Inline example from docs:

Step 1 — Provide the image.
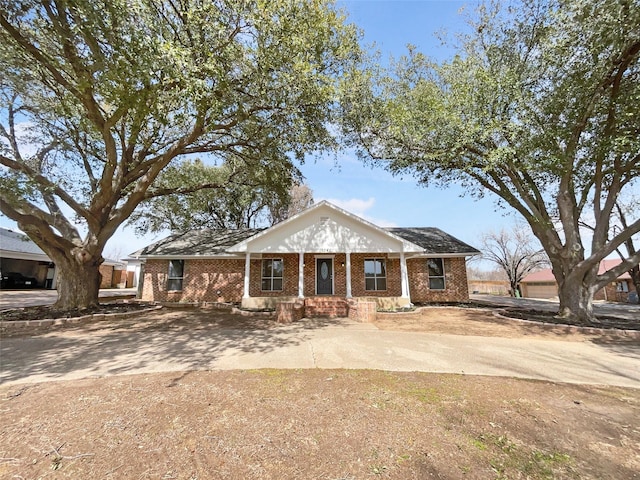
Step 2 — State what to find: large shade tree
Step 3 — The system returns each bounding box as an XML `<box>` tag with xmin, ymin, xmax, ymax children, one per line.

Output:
<box><xmin>128</xmin><ymin>159</ymin><xmax>312</xmax><ymax>232</ymax></box>
<box><xmin>0</xmin><ymin>0</ymin><xmax>359</xmax><ymax>309</ymax></box>
<box><xmin>342</xmin><ymin>0</ymin><xmax>640</xmax><ymax>323</ymax></box>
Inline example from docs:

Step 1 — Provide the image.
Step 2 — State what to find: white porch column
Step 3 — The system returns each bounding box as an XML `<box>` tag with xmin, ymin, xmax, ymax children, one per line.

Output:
<box><xmin>298</xmin><ymin>252</ymin><xmax>305</xmax><ymax>298</ymax></box>
<box><xmin>243</xmin><ymin>252</ymin><xmax>251</xmax><ymax>298</ymax></box>
<box><xmin>400</xmin><ymin>252</ymin><xmax>410</xmax><ymax>299</ymax></box>
<box><xmin>345</xmin><ymin>251</ymin><xmax>352</xmax><ymax>298</ymax></box>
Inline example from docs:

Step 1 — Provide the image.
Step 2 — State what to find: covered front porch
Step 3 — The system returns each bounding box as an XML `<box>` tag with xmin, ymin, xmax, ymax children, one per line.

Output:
<box><xmin>238</xmin><ymin>251</ymin><xmax>412</xmax><ymax>310</ymax></box>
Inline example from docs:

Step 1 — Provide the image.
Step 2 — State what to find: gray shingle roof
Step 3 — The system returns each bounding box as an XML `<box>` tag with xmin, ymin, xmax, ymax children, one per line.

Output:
<box><xmin>0</xmin><ymin>227</ymin><xmax>46</xmax><ymax>255</ymax></box>
<box><xmin>132</xmin><ymin>226</ymin><xmax>479</xmax><ymax>257</ymax></box>
<box><xmin>131</xmin><ymin>229</ymin><xmax>264</xmax><ymax>257</ymax></box>
<box><xmin>385</xmin><ymin>228</ymin><xmax>480</xmax><ymax>255</ymax></box>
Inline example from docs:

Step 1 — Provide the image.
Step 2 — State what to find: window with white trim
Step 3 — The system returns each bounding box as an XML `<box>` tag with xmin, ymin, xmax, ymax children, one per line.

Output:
<box><xmin>262</xmin><ymin>258</ymin><xmax>283</xmax><ymax>291</ymax></box>
<box><xmin>364</xmin><ymin>258</ymin><xmax>387</xmax><ymax>291</ymax></box>
<box><xmin>167</xmin><ymin>260</ymin><xmax>184</xmax><ymax>291</ymax></box>
<box><xmin>616</xmin><ymin>281</ymin><xmax>629</xmax><ymax>292</ymax></box>
<box><xmin>427</xmin><ymin>258</ymin><xmax>445</xmax><ymax>290</ymax></box>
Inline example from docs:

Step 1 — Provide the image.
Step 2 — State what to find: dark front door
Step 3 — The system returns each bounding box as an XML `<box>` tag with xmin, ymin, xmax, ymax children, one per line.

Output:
<box><xmin>316</xmin><ymin>258</ymin><xmax>333</xmax><ymax>295</ymax></box>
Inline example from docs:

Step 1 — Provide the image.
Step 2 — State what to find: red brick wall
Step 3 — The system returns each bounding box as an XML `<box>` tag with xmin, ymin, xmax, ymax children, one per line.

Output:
<box><xmin>249</xmin><ymin>254</ymin><xmax>299</xmax><ymax>297</ymax></box>
<box><xmin>302</xmin><ymin>253</ymin><xmax>347</xmax><ymax>296</ymax></box>
<box><xmin>595</xmin><ymin>282</ymin><xmax>631</xmax><ymax>303</ymax></box>
<box><xmin>141</xmin><ymin>255</ymin><xmax>471</xmax><ymax>304</ymax></box>
<box><xmin>99</xmin><ymin>264</ymin><xmax>113</xmax><ymax>289</ymax></box>
<box><xmin>350</xmin><ymin>253</ymin><xmax>402</xmax><ymax>298</ymax></box>
<box><xmin>407</xmin><ymin>257</ymin><xmax>469</xmax><ymax>303</ymax></box>
<box><xmin>141</xmin><ymin>259</ymin><xmax>244</xmax><ymax>303</ymax></box>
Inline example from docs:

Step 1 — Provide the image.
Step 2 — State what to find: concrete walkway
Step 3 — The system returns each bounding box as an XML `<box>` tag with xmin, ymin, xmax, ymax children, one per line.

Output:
<box><xmin>1</xmin><ymin>318</ymin><xmax>638</xmax><ymax>388</ymax></box>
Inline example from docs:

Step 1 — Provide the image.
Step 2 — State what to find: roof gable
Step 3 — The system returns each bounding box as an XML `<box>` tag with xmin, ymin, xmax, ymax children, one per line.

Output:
<box><xmin>228</xmin><ymin>201</ymin><xmax>422</xmax><ymax>254</ymax></box>
<box><xmin>131</xmin><ymin>201</ymin><xmax>480</xmax><ymax>258</ymax></box>
<box><xmin>522</xmin><ymin>258</ymin><xmax>634</xmax><ymax>283</ymax></box>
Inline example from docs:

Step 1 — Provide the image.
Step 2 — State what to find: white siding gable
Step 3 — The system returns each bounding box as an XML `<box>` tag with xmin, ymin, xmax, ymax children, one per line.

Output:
<box><xmin>229</xmin><ymin>202</ymin><xmax>422</xmax><ymax>254</ymax></box>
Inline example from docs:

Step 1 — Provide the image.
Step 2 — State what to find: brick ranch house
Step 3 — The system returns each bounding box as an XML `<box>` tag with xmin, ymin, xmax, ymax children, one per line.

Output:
<box><xmin>520</xmin><ymin>258</ymin><xmax>637</xmax><ymax>303</ymax></box>
<box><xmin>131</xmin><ymin>201</ymin><xmax>480</xmax><ymax>317</ymax></box>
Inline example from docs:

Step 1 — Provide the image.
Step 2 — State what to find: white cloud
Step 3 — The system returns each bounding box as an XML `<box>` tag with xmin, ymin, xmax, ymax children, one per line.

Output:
<box><xmin>323</xmin><ymin>196</ymin><xmax>397</xmax><ymax>227</ymax></box>
<box><xmin>326</xmin><ymin>196</ymin><xmax>375</xmax><ymax>215</ymax></box>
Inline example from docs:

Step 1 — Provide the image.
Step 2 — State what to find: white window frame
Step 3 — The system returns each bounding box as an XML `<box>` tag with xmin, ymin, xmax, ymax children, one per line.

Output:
<box><xmin>261</xmin><ymin>258</ymin><xmax>284</xmax><ymax>292</ymax></box>
<box><xmin>616</xmin><ymin>281</ymin><xmax>629</xmax><ymax>293</ymax></box>
<box><xmin>427</xmin><ymin>258</ymin><xmax>446</xmax><ymax>290</ymax></box>
<box><xmin>167</xmin><ymin>259</ymin><xmax>184</xmax><ymax>291</ymax></box>
<box><xmin>364</xmin><ymin>258</ymin><xmax>387</xmax><ymax>291</ymax></box>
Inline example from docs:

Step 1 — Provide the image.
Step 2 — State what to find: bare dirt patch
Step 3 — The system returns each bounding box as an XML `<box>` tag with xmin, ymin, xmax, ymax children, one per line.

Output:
<box><xmin>1</xmin><ymin>370</ymin><xmax>638</xmax><ymax>479</ymax></box>
<box><xmin>375</xmin><ymin>307</ymin><xmax>638</xmax><ymax>343</ymax></box>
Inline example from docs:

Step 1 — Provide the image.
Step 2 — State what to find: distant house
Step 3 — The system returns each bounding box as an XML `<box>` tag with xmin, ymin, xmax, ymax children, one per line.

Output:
<box><xmin>131</xmin><ymin>201</ymin><xmax>480</xmax><ymax>315</ymax></box>
<box><xmin>520</xmin><ymin>259</ymin><xmax>636</xmax><ymax>303</ymax></box>
<box><xmin>0</xmin><ymin>227</ymin><xmax>125</xmax><ymax>289</ymax></box>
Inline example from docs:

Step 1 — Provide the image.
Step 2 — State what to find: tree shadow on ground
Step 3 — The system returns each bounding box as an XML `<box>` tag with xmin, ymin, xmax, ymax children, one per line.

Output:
<box><xmin>0</xmin><ymin>309</ymin><xmax>338</xmax><ymax>385</ymax></box>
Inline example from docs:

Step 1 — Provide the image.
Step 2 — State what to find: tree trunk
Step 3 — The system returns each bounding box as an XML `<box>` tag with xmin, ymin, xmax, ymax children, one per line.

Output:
<box><xmin>630</xmin><ymin>265</ymin><xmax>640</xmax><ymax>300</ymax></box>
<box><xmin>556</xmin><ymin>279</ymin><xmax>597</xmax><ymax>325</ymax></box>
<box><xmin>51</xmin><ymin>254</ymin><xmax>103</xmax><ymax>310</ymax></box>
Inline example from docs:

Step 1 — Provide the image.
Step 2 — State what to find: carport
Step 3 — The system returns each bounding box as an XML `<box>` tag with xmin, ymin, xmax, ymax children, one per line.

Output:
<box><xmin>1</xmin><ymin>227</ymin><xmax>55</xmax><ymax>289</ymax></box>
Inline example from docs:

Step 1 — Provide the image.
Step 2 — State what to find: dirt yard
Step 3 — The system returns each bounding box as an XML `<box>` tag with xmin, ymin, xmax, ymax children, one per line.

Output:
<box><xmin>1</xmin><ymin>370</ymin><xmax>638</xmax><ymax>479</ymax></box>
<box><xmin>1</xmin><ymin>306</ymin><xmax>639</xmax><ymax>479</ymax></box>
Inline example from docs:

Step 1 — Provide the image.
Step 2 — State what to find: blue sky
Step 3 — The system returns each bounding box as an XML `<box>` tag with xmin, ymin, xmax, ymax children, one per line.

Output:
<box><xmin>293</xmin><ymin>0</ymin><xmax>514</xmax><ymax>251</ymax></box>
<box><xmin>2</xmin><ymin>0</ymin><xmax>518</xmax><ymax>260</ymax></box>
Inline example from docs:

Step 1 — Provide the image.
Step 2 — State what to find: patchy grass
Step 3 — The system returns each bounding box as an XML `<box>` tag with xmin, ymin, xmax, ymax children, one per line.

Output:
<box><xmin>1</xmin><ymin>370</ymin><xmax>638</xmax><ymax>479</ymax></box>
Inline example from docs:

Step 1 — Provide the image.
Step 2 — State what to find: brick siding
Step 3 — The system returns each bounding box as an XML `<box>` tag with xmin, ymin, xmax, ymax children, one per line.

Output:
<box><xmin>98</xmin><ymin>264</ymin><xmax>113</xmax><ymax>289</ymax></box>
<box><xmin>249</xmin><ymin>254</ymin><xmax>299</xmax><ymax>297</ymax></box>
<box><xmin>141</xmin><ymin>259</ymin><xmax>244</xmax><ymax>303</ymax></box>
<box><xmin>595</xmin><ymin>282</ymin><xmax>632</xmax><ymax>303</ymax></box>
<box><xmin>407</xmin><ymin>257</ymin><xmax>470</xmax><ymax>303</ymax></box>
<box><xmin>349</xmin><ymin>253</ymin><xmax>402</xmax><ymax>298</ymax></box>
<box><xmin>303</xmin><ymin>253</ymin><xmax>347</xmax><ymax>297</ymax></box>
<box><xmin>141</xmin><ymin>255</ymin><xmax>471</xmax><ymax>304</ymax></box>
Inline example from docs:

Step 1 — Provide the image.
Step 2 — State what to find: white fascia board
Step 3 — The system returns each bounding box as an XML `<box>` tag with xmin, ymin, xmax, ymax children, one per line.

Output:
<box><xmin>228</xmin><ymin>200</ymin><xmax>423</xmax><ymax>253</ymax></box>
<box><xmin>0</xmin><ymin>250</ymin><xmax>51</xmax><ymax>262</ymax></box>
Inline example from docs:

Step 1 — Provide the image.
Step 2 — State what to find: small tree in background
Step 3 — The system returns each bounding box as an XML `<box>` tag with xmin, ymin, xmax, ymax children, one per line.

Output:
<box><xmin>479</xmin><ymin>226</ymin><xmax>549</xmax><ymax>297</ymax></box>
<box><xmin>268</xmin><ymin>183</ymin><xmax>314</xmax><ymax>225</ymax></box>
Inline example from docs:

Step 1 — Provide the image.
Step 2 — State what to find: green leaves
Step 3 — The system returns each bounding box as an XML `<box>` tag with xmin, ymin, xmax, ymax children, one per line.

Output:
<box><xmin>341</xmin><ymin>0</ymin><xmax>640</xmax><ymax>321</ymax></box>
<box><xmin>0</xmin><ymin>0</ymin><xmax>359</xmax><ymax>307</ymax></box>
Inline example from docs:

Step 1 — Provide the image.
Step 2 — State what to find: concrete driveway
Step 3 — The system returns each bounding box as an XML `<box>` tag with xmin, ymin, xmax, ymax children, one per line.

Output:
<box><xmin>471</xmin><ymin>294</ymin><xmax>640</xmax><ymax>321</ymax></box>
<box><xmin>1</xmin><ymin>318</ymin><xmax>638</xmax><ymax>388</ymax></box>
<box><xmin>0</xmin><ymin>288</ymin><xmax>137</xmax><ymax>310</ymax></box>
